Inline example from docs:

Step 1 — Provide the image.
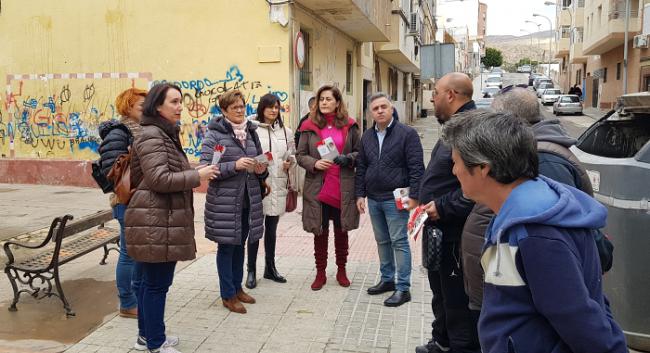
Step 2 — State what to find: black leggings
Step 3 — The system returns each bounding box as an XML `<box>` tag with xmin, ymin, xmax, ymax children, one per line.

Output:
<box><xmin>247</xmin><ymin>215</ymin><xmax>280</xmax><ymax>268</ymax></box>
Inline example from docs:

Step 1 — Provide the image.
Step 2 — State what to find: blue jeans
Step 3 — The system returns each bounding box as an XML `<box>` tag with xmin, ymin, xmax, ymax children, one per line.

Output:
<box><xmin>112</xmin><ymin>204</ymin><xmax>142</xmax><ymax>310</ymax></box>
<box><xmin>367</xmin><ymin>198</ymin><xmax>412</xmax><ymax>291</ymax></box>
<box><xmin>217</xmin><ymin>208</ymin><xmax>249</xmax><ymax>299</ymax></box>
<box><xmin>137</xmin><ymin>261</ymin><xmax>176</xmax><ymax>350</ymax></box>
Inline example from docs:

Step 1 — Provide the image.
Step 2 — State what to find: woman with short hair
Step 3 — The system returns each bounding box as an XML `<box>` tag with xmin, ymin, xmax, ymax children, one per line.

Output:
<box><xmin>200</xmin><ymin>89</ymin><xmax>267</xmax><ymax>314</ymax></box>
<box><xmin>98</xmin><ymin>87</ymin><xmax>147</xmax><ymax>319</ymax></box>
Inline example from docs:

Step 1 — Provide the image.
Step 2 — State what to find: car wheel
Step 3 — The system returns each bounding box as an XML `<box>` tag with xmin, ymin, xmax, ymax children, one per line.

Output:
<box><xmin>553</xmin><ymin>110</ymin><xmax>557</xmax><ymax>115</ymax></box>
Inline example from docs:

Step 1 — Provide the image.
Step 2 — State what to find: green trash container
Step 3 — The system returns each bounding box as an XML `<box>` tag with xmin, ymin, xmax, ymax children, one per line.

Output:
<box><xmin>572</xmin><ymin>92</ymin><xmax>650</xmax><ymax>352</ymax></box>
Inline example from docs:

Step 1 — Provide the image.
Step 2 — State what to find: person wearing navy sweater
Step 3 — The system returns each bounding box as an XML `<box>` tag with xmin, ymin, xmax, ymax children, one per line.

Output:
<box><xmin>355</xmin><ymin>92</ymin><xmax>424</xmax><ymax>307</ymax></box>
<box><xmin>441</xmin><ymin>109</ymin><xmax>627</xmax><ymax>353</ymax></box>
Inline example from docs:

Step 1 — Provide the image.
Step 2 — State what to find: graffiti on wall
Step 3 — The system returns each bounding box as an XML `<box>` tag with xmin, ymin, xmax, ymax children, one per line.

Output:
<box><xmin>0</xmin><ymin>66</ymin><xmax>289</xmax><ymax>161</ymax></box>
<box><xmin>1</xmin><ymin>72</ymin><xmax>152</xmax><ymax>159</ymax></box>
<box><xmin>152</xmin><ymin>65</ymin><xmax>290</xmax><ymax>159</ymax></box>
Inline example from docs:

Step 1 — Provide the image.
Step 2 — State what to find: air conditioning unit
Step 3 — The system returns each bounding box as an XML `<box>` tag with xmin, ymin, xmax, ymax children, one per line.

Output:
<box><xmin>634</xmin><ymin>34</ymin><xmax>649</xmax><ymax>48</ymax></box>
<box><xmin>408</xmin><ymin>12</ymin><xmax>420</xmax><ymax>35</ymax></box>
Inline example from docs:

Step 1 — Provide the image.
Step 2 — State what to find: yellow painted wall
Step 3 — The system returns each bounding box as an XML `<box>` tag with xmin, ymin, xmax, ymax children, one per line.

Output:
<box><xmin>0</xmin><ymin>0</ymin><xmax>290</xmax><ymax>161</ymax></box>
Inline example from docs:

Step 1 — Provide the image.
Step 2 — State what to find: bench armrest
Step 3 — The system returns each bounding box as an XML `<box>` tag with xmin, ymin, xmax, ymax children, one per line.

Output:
<box><xmin>3</xmin><ymin>215</ymin><xmax>73</xmax><ymax>266</ymax></box>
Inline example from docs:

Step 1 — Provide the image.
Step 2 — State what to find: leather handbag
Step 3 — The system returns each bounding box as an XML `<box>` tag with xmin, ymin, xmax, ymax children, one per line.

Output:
<box><xmin>107</xmin><ymin>152</ymin><xmax>133</xmax><ymax>205</ymax></box>
<box><xmin>285</xmin><ymin>177</ymin><xmax>298</xmax><ymax>213</ymax></box>
<box><xmin>422</xmin><ymin>224</ymin><xmax>443</xmax><ymax>271</ymax></box>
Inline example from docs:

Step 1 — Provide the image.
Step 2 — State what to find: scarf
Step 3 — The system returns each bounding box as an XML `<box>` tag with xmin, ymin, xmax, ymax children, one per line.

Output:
<box><xmin>226</xmin><ymin>118</ymin><xmax>248</xmax><ymax>146</ymax></box>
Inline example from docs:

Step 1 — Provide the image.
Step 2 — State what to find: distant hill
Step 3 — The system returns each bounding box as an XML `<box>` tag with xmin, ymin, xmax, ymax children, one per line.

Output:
<box><xmin>484</xmin><ymin>31</ymin><xmax>556</xmax><ymax>65</ymax></box>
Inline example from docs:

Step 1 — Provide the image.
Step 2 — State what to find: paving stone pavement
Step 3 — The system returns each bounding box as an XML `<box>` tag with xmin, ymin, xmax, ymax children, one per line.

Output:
<box><xmin>65</xmin><ymin>253</ymin><xmax>433</xmax><ymax>353</ymax></box>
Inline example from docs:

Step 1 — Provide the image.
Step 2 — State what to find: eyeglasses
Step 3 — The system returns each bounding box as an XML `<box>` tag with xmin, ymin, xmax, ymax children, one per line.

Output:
<box><xmin>229</xmin><ymin>105</ymin><xmax>246</xmax><ymax>112</ymax></box>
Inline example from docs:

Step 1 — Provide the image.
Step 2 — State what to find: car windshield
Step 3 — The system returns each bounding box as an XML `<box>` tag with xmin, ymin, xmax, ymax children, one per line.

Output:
<box><xmin>487</xmin><ymin>77</ymin><xmax>500</xmax><ymax>82</ymax></box>
<box><xmin>545</xmin><ymin>90</ymin><xmax>561</xmax><ymax>95</ymax></box>
<box><xmin>562</xmin><ymin>96</ymin><xmax>580</xmax><ymax>102</ymax></box>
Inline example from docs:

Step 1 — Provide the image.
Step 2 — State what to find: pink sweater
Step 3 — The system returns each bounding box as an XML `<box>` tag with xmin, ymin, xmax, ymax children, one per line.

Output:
<box><xmin>317</xmin><ymin>114</ymin><xmax>345</xmax><ymax>209</ymax></box>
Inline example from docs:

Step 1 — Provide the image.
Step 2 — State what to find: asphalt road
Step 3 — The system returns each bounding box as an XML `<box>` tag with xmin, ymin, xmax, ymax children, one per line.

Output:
<box><xmin>474</xmin><ymin>72</ymin><xmax>597</xmax><ymax>139</ymax></box>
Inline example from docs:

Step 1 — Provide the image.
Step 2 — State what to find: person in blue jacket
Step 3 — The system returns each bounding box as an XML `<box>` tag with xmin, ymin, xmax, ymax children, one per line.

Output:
<box><xmin>442</xmin><ymin>109</ymin><xmax>627</xmax><ymax>353</ymax></box>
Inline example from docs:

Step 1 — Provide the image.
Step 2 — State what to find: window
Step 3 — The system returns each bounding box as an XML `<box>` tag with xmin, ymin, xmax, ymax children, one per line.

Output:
<box><xmin>299</xmin><ymin>30</ymin><xmax>312</xmax><ymax>90</ymax></box>
<box><xmin>345</xmin><ymin>51</ymin><xmax>353</xmax><ymax>95</ymax></box>
<box><xmin>388</xmin><ymin>68</ymin><xmax>398</xmax><ymax>101</ymax></box>
<box><xmin>616</xmin><ymin>62</ymin><xmax>621</xmax><ymax>80</ymax></box>
<box><xmin>603</xmin><ymin>67</ymin><xmax>608</xmax><ymax>83</ymax></box>
<box><xmin>403</xmin><ymin>74</ymin><xmax>408</xmax><ymax>101</ymax></box>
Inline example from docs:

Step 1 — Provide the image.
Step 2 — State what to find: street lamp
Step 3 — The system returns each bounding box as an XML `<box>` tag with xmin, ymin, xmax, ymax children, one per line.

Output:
<box><xmin>525</xmin><ymin>20</ymin><xmax>544</xmax><ymax>68</ymax></box>
<box><xmin>533</xmin><ymin>13</ymin><xmax>553</xmax><ymax>76</ymax></box>
<box><xmin>520</xmin><ymin>29</ymin><xmax>535</xmax><ymax>65</ymax></box>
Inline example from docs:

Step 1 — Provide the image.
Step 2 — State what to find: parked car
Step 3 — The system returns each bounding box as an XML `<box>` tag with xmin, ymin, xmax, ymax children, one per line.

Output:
<box><xmin>553</xmin><ymin>95</ymin><xmax>583</xmax><ymax>115</ymax></box>
<box><xmin>529</xmin><ymin>73</ymin><xmax>544</xmax><ymax>86</ymax></box>
<box><xmin>518</xmin><ymin>65</ymin><xmax>532</xmax><ymax>73</ymax></box>
<box><xmin>475</xmin><ymin>98</ymin><xmax>494</xmax><ymax>109</ymax></box>
<box><xmin>534</xmin><ymin>78</ymin><xmax>554</xmax><ymax>91</ymax></box>
<box><xmin>481</xmin><ymin>87</ymin><xmax>500</xmax><ymax>98</ymax></box>
<box><xmin>485</xmin><ymin>76</ymin><xmax>503</xmax><ymax>89</ymax></box>
<box><xmin>540</xmin><ymin>89</ymin><xmax>562</xmax><ymax>105</ymax></box>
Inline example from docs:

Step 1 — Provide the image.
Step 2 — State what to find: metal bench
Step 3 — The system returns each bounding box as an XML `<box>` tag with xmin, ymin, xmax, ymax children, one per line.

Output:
<box><xmin>3</xmin><ymin>210</ymin><xmax>119</xmax><ymax>316</ymax></box>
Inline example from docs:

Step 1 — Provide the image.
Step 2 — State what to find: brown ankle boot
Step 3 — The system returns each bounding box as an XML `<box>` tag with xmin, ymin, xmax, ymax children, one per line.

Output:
<box><xmin>222</xmin><ymin>297</ymin><xmax>246</xmax><ymax>314</ymax></box>
<box><xmin>236</xmin><ymin>289</ymin><xmax>256</xmax><ymax>304</ymax></box>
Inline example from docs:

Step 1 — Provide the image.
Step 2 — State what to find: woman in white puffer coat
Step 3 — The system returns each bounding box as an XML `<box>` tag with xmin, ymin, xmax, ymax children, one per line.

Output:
<box><xmin>245</xmin><ymin>93</ymin><xmax>296</xmax><ymax>289</ymax></box>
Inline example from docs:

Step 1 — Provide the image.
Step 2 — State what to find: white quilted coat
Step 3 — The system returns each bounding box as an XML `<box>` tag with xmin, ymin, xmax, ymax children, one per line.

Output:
<box><xmin>257</xmin><ymin>121</ymin><xmax>295</xmax><ymax>216</ymax></box>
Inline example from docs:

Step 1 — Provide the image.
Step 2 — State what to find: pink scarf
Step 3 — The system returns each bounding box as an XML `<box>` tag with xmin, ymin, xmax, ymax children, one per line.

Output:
<box><xmin>226</xmin><ymin>118</ymin><xmax>248</xmax><ymax>146</ymax></box>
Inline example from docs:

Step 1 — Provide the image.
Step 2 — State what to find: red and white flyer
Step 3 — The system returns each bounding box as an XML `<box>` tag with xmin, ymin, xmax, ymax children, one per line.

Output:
<box><xmin>393</xmin><ymin>187</ymin><xmax>410</xmax><ymax>210</ymax></box>
<box><xmin>407</xmin><ymin>205</ymin><xmax>429</xmax><ymax>241</ymax></box>
<box><xmin>255</xmin><ymin>151</ymin><xmax>274</xmax><ymax>166</ymax></box>
<box><xmin>316</xmin><ymin>137</ymin><xmax>339</xmax><ymax>161</ymax></box>
<box><xmin>211</xmin><ymin>145</ymin><xmax>226</xmax><ymax>165</ymax></box>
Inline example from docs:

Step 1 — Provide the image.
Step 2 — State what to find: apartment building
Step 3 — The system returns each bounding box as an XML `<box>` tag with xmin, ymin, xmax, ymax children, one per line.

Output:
<box><xmin>0</xmin><ymin>0</ymin><xmax>436</xmax><ymax>186</ymax></box>
<box><xmin>559</xmin><ymin>0</ymin><xmax>650</xmax><ymax>109</ymax></box>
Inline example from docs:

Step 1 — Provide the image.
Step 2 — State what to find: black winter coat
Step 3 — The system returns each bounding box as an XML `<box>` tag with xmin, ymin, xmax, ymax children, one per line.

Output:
<box><xmin>199</xmin><ymin>116</ymin><xmax>266</xmax><ymax>245</ymax></box>
<box><xmin>355</xmin><ymin>120</ymin><xmax>424</xmax><ymax>201</ymax></box>
<box><xmin>98</xmin><ymin>120</ymin><xmax>131</xmax><ymax>176</ymax></box>
<box><xmin>418</xmin><ymin>100</ymin><xmax>476</xmax><ymax>243</ymax></box>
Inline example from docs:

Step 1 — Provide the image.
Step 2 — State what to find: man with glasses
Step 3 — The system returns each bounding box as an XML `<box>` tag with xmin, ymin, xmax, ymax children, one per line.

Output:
<box><xmin>416</xmin><ymin>73</ymin><xmax>480</xmax><ymax>353</ymax></box>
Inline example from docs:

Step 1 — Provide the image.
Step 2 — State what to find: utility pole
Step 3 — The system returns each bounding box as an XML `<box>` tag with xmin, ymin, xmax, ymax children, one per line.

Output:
<box><xmin>623</xmin><ymin>0</ymin><xmax>630</xmax><ymax>94</ymax></box>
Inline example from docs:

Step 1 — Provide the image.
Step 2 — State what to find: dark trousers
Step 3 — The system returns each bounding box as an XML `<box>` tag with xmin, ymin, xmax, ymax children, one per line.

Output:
<box><xmin>217</xmin><ymin>208</ymin><xmax>249</xmax><ymax>299</ymax></box>
<box><xmin>247</xmin><ymin>215</ymin><xmax>280</xmax><ymax>269</ymax></box>
<box><xmin>428</xmin><ymin>241</ymin><xmax>480</xmax><ymax>353</ymax></box>
<box><xmin>137</xmin><ymin>261</ymin><xmax>176</xmax><ymax>350</ymax></box>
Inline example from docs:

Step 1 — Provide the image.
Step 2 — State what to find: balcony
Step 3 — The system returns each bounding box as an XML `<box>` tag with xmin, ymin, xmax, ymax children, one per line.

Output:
<box><xmin>570</xmin><ymin>40</ymin><xmax>588</xmax><ymax>63</ymax></box>
<box><xmin>558</xmin><ymin>10</ymin><xmax>572</xmax><ymax>26</ymax></box>
<box><xmin>583</xmin><ymin>0</ymin><xmax>640</xmax><ymax>55</ymax></box>
<box><xmin>573</xmin><ymin>7</ymin><xmax>584</xmax><ymax>27</ymax></box>
<box><xmin>295</xmin><ymin>0</ymin><xmax>391</xmax><ymax>42</ymax></box>
<box><xmin>555</xmin><ymin>37</ymin><xmax>570</xmax><ymax>58</ymax></box>
<box><xmin>374</xmin><ymin>7</ymin><xmax>420</xmax><ymax>72</ymax></box>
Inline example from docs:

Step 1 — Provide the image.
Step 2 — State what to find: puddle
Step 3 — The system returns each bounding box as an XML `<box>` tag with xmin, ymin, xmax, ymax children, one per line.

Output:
<box><xmin>0</xmin><ymin>278</ymin><xmax>118</xmax><ymax>345</ymax></box>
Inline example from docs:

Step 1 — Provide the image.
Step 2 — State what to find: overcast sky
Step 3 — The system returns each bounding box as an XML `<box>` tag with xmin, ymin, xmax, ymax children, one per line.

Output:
<box><xmin>438</xmin><ymin>0</ymin><xmax>557</xmax><ymax>36</ymax></box>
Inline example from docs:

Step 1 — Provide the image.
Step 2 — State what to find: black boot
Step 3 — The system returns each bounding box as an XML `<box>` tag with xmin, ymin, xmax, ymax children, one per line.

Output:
<box><xmin>263</xmin><ymin>259</ymin><xmax>287</xmax><ymax>283</ymax></box>
<box><xmin>245</xmin><ymin>269</ymin><xmax>257</xmax><ymax>289</ymax></box>
<box><xmin>246</xmin><ymin>240</ymin><xmax>259</xmax><ymax>289</ymax></box>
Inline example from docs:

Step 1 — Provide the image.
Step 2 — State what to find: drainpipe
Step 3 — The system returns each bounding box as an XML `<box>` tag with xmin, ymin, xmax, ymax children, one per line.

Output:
<box><xmin>623</xmin><ymin>0</ymin><xmax>630</xmax><ymax>94</ymax></box>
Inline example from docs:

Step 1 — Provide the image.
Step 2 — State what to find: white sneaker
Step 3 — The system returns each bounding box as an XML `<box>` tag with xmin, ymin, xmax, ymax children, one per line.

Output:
<box><xmin>133</xmin><ymin>335</ymin><xmax>180</xmax><ymax>351</ymax></box>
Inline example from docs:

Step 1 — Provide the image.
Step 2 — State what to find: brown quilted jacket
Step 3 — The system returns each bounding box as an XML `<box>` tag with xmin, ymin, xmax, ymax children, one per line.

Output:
<box><xmin>124</xmin><ymin>115</ymin><xmax>201</xmax><ymax>263</ymax></box>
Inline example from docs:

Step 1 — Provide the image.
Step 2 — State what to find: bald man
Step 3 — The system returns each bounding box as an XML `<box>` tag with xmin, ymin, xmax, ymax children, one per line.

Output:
<box><xmin>416</xmin><ymin>73</ymin><xmax>480</xmax><ymax>353</ymax></box>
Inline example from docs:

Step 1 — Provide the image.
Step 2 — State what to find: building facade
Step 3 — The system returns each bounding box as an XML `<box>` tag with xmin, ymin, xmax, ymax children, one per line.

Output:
<box><xmin>558</xmin><ymin>0</ymin><xmax>650</xmax><ymax>109</ymax></box>
<box><xmin>0</xmin><ymin>0</ymin><xmax>435</xmax><ymax>186</ymax></box>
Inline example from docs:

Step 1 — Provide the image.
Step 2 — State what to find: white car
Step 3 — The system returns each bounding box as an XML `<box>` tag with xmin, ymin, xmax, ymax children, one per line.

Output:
<box><xmin>540</xmin><ymin>89</ymin><xmax>562</xmax><ymax>105</ymax></box>
<box><xmin>553</xmin><ymin>95</ymin><xmax>583</xmax><ymax>115</ymax></box>
<box><xmin>485</xmin><ymin>76</ymin><xmax>503</xmax><ymax>89</ymax></box>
